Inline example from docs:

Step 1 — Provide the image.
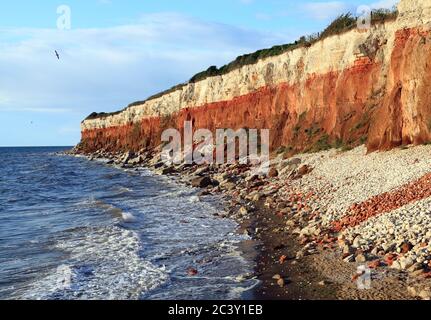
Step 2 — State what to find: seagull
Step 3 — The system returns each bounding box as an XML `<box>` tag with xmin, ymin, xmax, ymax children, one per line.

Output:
<box><xmin>55</xmin><ymin>50</ymin><xmax>60</xmax><ymax>60</ymax></box>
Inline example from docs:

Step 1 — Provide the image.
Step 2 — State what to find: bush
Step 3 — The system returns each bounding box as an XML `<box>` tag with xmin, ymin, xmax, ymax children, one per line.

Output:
<box><xmin>319</xmin><ymin>13</ymin><xmax>357</xmax><ymax>39</ymax></box>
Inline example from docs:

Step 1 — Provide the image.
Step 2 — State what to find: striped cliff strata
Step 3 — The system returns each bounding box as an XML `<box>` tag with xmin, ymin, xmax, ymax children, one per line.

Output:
<box><xmin>79</xmin><ymin>0</ymin><xmax>431</xmax><ymax>155</ymax></box>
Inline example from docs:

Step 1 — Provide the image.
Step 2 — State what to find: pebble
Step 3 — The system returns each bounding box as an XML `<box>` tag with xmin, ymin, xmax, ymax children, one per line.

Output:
<box><xmin>277</xmin><ymin>278</ymin><xmax>285</xmax><ymax>287</ymax></box>
<box><xmin>419</xmin><ymin>289</ymin><xmax>431</xmax><ymax>300</ymax></box>
<box><xmin>343</xmin><ymin>254</ymin><xmax>355</xmax><ymax>263</ymax></box>
<box><xmin>272</xmin><ymin>274</ymin><xmax>281</xmax><ymax>280</ymax></box>
<box><xmin>355</xmin><ymin>253</ymin><xmax>367</xmax><ymax>263</ymax></box>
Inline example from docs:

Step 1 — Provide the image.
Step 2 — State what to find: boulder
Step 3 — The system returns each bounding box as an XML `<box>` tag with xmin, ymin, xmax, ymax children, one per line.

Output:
<box><xmin>298</xmin><ymin>165</ymin><xmax>312</xmax><ymax>176</ymax></box>
<box><xmin>121</xmin><ymin>151</ymin><xmax>135</xmax><ymax>164</ymax></box>
<box><xmin>191</xmin><ymin>176</ymin><xmax>215</xmax><ymax>188</ymax></box>
<box><xmin>419</xmin><ymin>289</ymin><xmax>431</xmax><ymax>300</ymax></box>
<box><xmin>268</xmin><ymin>168</ymin><xmax>279</xmax><ymax>178</ymax></box>
<box><xmin>154</xmin><ymin>162</ymin><xmax>165</xmax><ymax>169</ymax></box>
<box><xmin>162</xmin><ymin>167</ymin><xmax>176</xmax><ymax>175</ymax></box>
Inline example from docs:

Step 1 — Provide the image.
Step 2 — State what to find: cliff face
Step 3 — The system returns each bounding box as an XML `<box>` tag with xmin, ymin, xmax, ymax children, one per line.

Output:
<box><xmin>79</xmin><ymin>0</ymin><xmax>431</xmax><ymax>154</ymax></box>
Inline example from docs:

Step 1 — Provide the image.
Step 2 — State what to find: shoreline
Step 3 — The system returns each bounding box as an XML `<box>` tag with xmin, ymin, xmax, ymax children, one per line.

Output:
<box><xmin>65</xmin><ymin>145</ymin><xmax>431</xmax><ymax>300</ymax></box>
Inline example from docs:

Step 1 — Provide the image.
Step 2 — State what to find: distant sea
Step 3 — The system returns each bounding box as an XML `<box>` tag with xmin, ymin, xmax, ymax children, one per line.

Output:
<box><xmin>0</xmin><ymin>147</ymin><xmax>256</xmax><ymax>300</ymax></box>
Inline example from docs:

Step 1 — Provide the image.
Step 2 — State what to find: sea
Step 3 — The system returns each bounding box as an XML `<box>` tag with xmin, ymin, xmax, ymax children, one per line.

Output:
<box><xmin>0</xmin><ymin>147</ymin><xmax>257</xmax><ymax>300</ymax></box>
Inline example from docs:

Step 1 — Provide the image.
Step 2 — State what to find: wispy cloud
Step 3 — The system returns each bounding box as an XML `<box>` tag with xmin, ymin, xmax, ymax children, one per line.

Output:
<box><xmin>0</xmin><ymin>13</ymin><xmax>293</xmax><ymax>117</ymax></box>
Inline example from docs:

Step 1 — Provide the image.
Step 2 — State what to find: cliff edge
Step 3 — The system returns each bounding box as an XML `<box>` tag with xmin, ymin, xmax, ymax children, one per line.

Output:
<box><xmin>79</xmin><ymin>0</ymin><xmax>431</xmax><ymax>155</ymax></box>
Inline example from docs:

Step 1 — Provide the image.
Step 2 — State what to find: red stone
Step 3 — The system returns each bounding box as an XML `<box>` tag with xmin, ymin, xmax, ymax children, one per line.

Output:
<box><xmin>187</xmin><ymin>267</ymin><xmax>198</xmax><ymax>276</ymax></box>
<box><xmin>279</xmin><ymin>255</ymin><xmax>287</xmax><ymax>264</ymax></box>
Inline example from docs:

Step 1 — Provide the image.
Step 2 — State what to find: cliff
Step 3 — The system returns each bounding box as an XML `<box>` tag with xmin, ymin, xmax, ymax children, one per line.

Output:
<box><xmin>79</xmin><ymin>0</ymin><xmax>431</xmax><ymax>155</ymax></box>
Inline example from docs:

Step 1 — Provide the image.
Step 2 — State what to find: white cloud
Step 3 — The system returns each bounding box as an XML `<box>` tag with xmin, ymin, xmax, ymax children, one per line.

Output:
<box><xmin>301</xmin><ymin>1</ymin><xmax>348</xmax><ymax>20</ymax></box>
<box><xmin>0</xmin><ymin>13</ymin><xmax>293</xmax><ymax>117</ymax></box>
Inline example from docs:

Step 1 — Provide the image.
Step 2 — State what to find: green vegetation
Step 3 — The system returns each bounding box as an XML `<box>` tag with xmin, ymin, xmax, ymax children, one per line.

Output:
<box><xmin>276</xmin><ymin>145</ymin><xmax>293</xmax><ymax>154</ymax></box>
<box><xmin>85</xmin><ymin>8</ymin><xmax>398</xmax><ymax>121</ymax></box>
<box><xmin>186</xmin><ymin>8</ymin><xmax>397</xmax><ymax>84</ymax></box>
<box><xmin>306</xmin><ymin>134</ymin><xmax>332</xmax><ymax>153</ymax></box>
<box><xmin>305</xmin><ymin>123</ymin><xmax>322</xmax><ymax>138</ymax></box>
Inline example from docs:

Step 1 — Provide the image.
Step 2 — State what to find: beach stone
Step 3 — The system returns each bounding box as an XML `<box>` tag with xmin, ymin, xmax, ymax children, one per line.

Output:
<box><xmin>407</xmin><ymin>286</ymin><xmax>417</xmax><ymax>297</ymax></box>
<box><xmin>252</xmin><ymin>193</ymin><xmax>262</xmax><ymax>202</ymax></box>
<box><xmin>162</xmin><ymin>167</ymin><xmax>176</xmax><ymax>175</ymax></box>
<box><xmin>352</xmin><ymin>236</ymin><xmax>362</xmax><ymax>248</ymax></box>
<box><xmin>268</xmin><ymin>168</ymin><xmax>279</xmax><ymax>178</ymax></box>
<box><xmin>342</xmin><ymin>244</ymin><xmax>355</xmax><ymax>255</ymax></box>
<box><xmin>288</xmin><ymin>158</ymin><xmax>302</xmax><ymax>166</ymax></box>
<box><xmin>294</xmin><ymin>165</ymin><xmax>313</xmax><ymax>179</ymax></box>
<box><xmin>238</xmin><ymin>207</ymin><xmax>248</xmax><ymax>216</ymax></box>
<box><xmin>195</xmin><ymin>167</ymin><xmax>209</xmax><ymax>176</ymax></box>
<box><xmin>121</xmin><ymin>151</ymin><xmax>135</xmax><ymax>164</ymax></box>
<box><xmin>407</xmin><ymin>262</ymin><xmax>423</xmax><ymax>273</ymax></box>
<box><xmin>154</xmin><ymin>161</ymin><xmax>165</xmax><ymax>169</ymax></box>
<box><xmin>187</xmin><ymin>267</ymin><xmax>198</xmax><ymax>276</ymax></box>
<box><xmin>401</xmin><ymin>242</ymin><xmax>413</xmax><ymax>254</ymax></box>
<box><xmin>399</xmin><ymin>257</ymin><xmax>414</xmax><ymax>270</ymax></box>
<box><xmin>390</xmin><ymin>261</ymin><xmax>402</xmax><ymax>270</ymax></box>
<box><xmin>318</xmin><ymin>280</ymin><xmax>330</xmax><ymax>286</ymax></box>
<box><xmin>191</xmin><ymin>176</ymin><xmax>214</xmax><ymax>188</ymax></box>
<box><xmin>419</xmin><ymin>289</ymin><xmax>431</xmax><ymax>300</ymax></box>
<box><xmin>355</xmin><ymin>253</ymin><xmax>367</xmax><ymax>263</ymax></box>
<box><xmin>343</xmin><ymin>254</ymin><xmax>355</xmax><ymax>263</ymax></box>
<box><xmin>277</xmin><ymin>278</ymin><xmax>285</xmax><ymax>288</ymax></box>
<box><xmin>295</xmin><ymin>250</ymin><xmax>305</xmax><ymax>260</ymax></box>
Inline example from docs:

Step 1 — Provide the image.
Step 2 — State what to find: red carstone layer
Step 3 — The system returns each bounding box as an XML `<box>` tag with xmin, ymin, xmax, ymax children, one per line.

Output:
<box><xmin>332</xmin><ymin>173</ymin><xmax>431</xmax><ymax>232</ymax></box>
<box><xmin>81</xmin><ymin>60</ymin><xmax>380</xmax><ymax>153</ymax></box>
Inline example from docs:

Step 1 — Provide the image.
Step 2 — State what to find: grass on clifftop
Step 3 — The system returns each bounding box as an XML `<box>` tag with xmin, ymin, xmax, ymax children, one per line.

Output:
<box><xmin>188</xmin><ymin>8</ymin><xmax>397</xmax><ymax>84</ymax></box>
<box><xmin>85</xmin><ymin>8</ymin><xmax>398</xmax><ymax>121</ymax></box>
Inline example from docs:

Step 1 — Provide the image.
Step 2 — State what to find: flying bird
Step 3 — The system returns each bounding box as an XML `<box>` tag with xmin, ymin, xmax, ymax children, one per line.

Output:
<box><xmin>55</xmin><ymin>50</ymin><xmax>60</xmax><ymax>60</ymax></box>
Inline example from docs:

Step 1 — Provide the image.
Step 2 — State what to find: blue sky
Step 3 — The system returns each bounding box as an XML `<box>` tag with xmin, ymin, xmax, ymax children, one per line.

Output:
<box><xmin>0</xmin><ymin>0</ymin><xmax>398</xmax><ymax>146</ymax></box>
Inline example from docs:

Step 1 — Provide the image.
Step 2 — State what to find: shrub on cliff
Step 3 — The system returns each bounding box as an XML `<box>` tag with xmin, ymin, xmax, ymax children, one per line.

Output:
<box><xmin>319</xmin><ymin>13</ymin><xmax>357</xmax><ymax>39</ymax></box>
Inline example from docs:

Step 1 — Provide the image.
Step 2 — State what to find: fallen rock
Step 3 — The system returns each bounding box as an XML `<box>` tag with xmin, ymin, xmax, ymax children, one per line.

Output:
<box><xmin>154</xmin><ymin>162</ymin><xmax>165</xmax><ymax>169</ymax></box>
<box><xmin>293</xmin><ymin>165</ymin><xmax>313</xmax><ymax>179</ymax></box>
<box><xmin>238</xmin><ymin>206</ymin><xmax>248</xmax><ymax>216</ymax></box>
<box><xmin>277</xmin><ymin>278</ymin><xmax>285</xmax><ymax>288</ymax></box>
<box><xmin>419</xmin><ymin>289</ymin><xmax>431</xmax><ymax>300</ymax></box>
<box><xmin>162</xmin><ymin>167</ymin><xmax>176</xmax><ymax>175</ymax></box>
<box><xmin>342</xmin><ymin>244</ymin><xmax>355</xmax><ymax>255</ymax></box>
<box><xmin>407</xmin><ymin>286</ymin><xmax>417</xmax><ymax>297</ymax></box>
<box><xmin>191</xmin><ymin>176</ymin><xmax>214</xmax><ymax>188</ymax></box>
<box><xmin>343</xmin><ymin>254</ymin><xmax>355</xmax><ymax>263</ymax></box>
<box><xmin>355</xmin><ymin>253</ymin><xmax>367</xmax><ymax>263</ymax></box>
<box><xmin>187</xmin><ymin>267</ymin><xmax>198</xmax><ymax>276</ymax></box>
<box><xmin>121</xmin><ymin>151</ymin><xmax>135</xmax><ymax>164</ymax></box>
<box><xmin>399</xmin><ymin>257</ymin><xmax>414</xmax><ymax>270</ymax></box>
<box><xmin>400</xmin><ymin>242</ymin><xmax>413</xmax><ymax>254</ymax></box>
<box><xmin>272</xmin><ymin>274</ymin><xmax>281</xmax><ymax>280</ymax></box>
<box><xmin>268</xmin><ymin>168</ymin><xmax>279</xmax><ymax>178</ymax></box>
<box><xmin>318</xmin><ymin>280</ymin><xmax>331</xmax><ymax>286</ymax></box>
